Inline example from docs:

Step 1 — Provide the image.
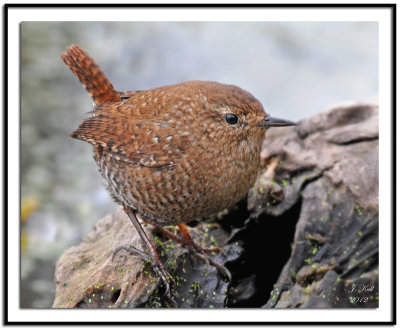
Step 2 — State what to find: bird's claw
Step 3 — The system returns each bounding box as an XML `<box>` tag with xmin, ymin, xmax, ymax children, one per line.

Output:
<box><xmin>112</xmin><ymin>244</ymin><xmax>175</xmax><ymax>297</ymax></box>
<box><xmin>191</xmin><ymin>246</ymin><xmax>231</xmax><ymax>281</ymax></box>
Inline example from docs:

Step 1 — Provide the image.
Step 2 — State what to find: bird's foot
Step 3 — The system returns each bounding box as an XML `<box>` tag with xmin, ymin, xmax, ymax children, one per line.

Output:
<box><xmin>148</xmin><ymin>223</ymin><xmax>232</xmax><ymax>281</ymax></box>
<box><xmin>112</xmin><ymin>244</ymin><xmax>175</xmax><ymax>297</ymax></box>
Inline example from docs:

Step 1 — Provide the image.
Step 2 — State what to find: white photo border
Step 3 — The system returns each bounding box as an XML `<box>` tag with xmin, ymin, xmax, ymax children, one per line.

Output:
<box><xmin>4</xmin><ymin>3</ymin><xmax>395</xmax><ymax>325</ymax></box>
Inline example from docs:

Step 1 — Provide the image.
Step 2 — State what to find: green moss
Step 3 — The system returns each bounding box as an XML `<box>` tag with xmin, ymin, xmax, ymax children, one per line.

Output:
<box><xmin>210</xmin><ymin>235</ymin><xmax>218</xmax><ymax>247</ymax></box>
<box><xmin>281</xmin><ymin>179</ymin><xmax>288</xmax><ymax>187</ymax></box>
<box><xmin>191</xmin><ymin>282</ymin><xmax>200</xmax><ymax>291</ymax></box>
<box><xmin>217</xmin><ymin>208</ymin><xmax>229</xmax><ymax>220</ymax></box>
<box><xmin>155</xmin><ymin>238</ymin><xmax>164</xmax><ymax>248</ymax></box>
<box><xmin>355</xmin><ymin>204</ymin><xmax>363</xmax><ymax>216</ymax></box>
<box><xmin>304</xmin><ymin>258</ymin><xmax>311</xmax><ymax>264</ymax></box>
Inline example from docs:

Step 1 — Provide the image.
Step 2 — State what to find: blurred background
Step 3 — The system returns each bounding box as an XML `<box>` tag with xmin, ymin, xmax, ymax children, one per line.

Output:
<box><xmin>21</xmin><ymin>21</ymin><xmax>378</xmax><ymax>308</ymax></box>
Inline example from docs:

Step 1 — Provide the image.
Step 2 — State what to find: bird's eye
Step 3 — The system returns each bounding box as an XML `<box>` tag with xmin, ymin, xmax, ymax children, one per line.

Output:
<box><xmin>225</xmin><ymin>113</ymin><xmax>239</xmax><ymax>125</ymax></box>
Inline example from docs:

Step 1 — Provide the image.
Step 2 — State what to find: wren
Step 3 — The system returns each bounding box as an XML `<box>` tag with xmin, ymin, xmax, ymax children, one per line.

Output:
<box><xmin>61</xmin><ymin>44</ymin><xmax>295</xmax><ymax>296</ymax></box>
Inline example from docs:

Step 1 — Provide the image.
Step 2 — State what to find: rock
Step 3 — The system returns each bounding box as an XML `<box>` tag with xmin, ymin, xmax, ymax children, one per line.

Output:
<box><xmin>53</xmin><ymin>207</ymin><xmax>241</xmax><ymax>308</ymax></box>
<box><xmin>52</xmin><ymin>208</ymin><xmax>161</xmax><ymax>308</ymax></box>
<box><xmin>252</xmin><ymin>102</ymin><xmax>379</xmax><ymax>308</ymax></box>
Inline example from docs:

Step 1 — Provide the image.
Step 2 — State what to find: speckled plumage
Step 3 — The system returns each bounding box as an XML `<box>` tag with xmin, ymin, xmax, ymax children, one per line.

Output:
<box><xmin>63</xmin><ymin>45</ymin><xmax>269</xmax><ymax>226</ymax></box>
<box><xmin>62</xmin><ymin>45</ymin><xmax>295</xmax><ymax>293</ymax></box>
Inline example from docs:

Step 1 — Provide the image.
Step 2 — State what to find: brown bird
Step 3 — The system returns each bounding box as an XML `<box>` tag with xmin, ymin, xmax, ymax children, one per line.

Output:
<box><xmin>61</xmin><ymin>44</ymin><xmax>295</xmax><ymax>295</ymax></box>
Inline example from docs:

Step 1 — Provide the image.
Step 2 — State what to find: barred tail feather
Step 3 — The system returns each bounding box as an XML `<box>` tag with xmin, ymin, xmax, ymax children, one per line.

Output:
<box><xmin>61</xmin><ymin>44</ymin><xmax>121</xmax><ymax>104</ymax></box>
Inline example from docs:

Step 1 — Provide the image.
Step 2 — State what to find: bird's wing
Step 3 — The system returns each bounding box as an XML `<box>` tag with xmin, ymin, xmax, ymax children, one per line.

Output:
<box><xmin>71</xmin><ymin>105</ymin><xmax>189</xmax><ymax>168</ymax></box>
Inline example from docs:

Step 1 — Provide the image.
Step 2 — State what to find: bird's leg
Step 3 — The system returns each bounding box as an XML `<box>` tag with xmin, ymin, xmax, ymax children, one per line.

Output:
<box><xmin>112</xmin><ymin>208</ymin><xmax>174</xmax><ymax>296</ymax></box>
<box><xmin>148</xmin><ymin>222</ymin><xmax>231</xmax><ymax>281</ymax></box>
<box><xmin>177</xmin><ymin>224</ymin><xmax>231</xmax><ymax>280</ymax></box>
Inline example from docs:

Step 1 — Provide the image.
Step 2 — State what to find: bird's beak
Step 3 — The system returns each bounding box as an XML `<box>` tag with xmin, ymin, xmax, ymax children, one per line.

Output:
<box><xmin>257</xmin><ymin>116</ymin><xmax>296</xmax><ymax>128</ymax></box>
